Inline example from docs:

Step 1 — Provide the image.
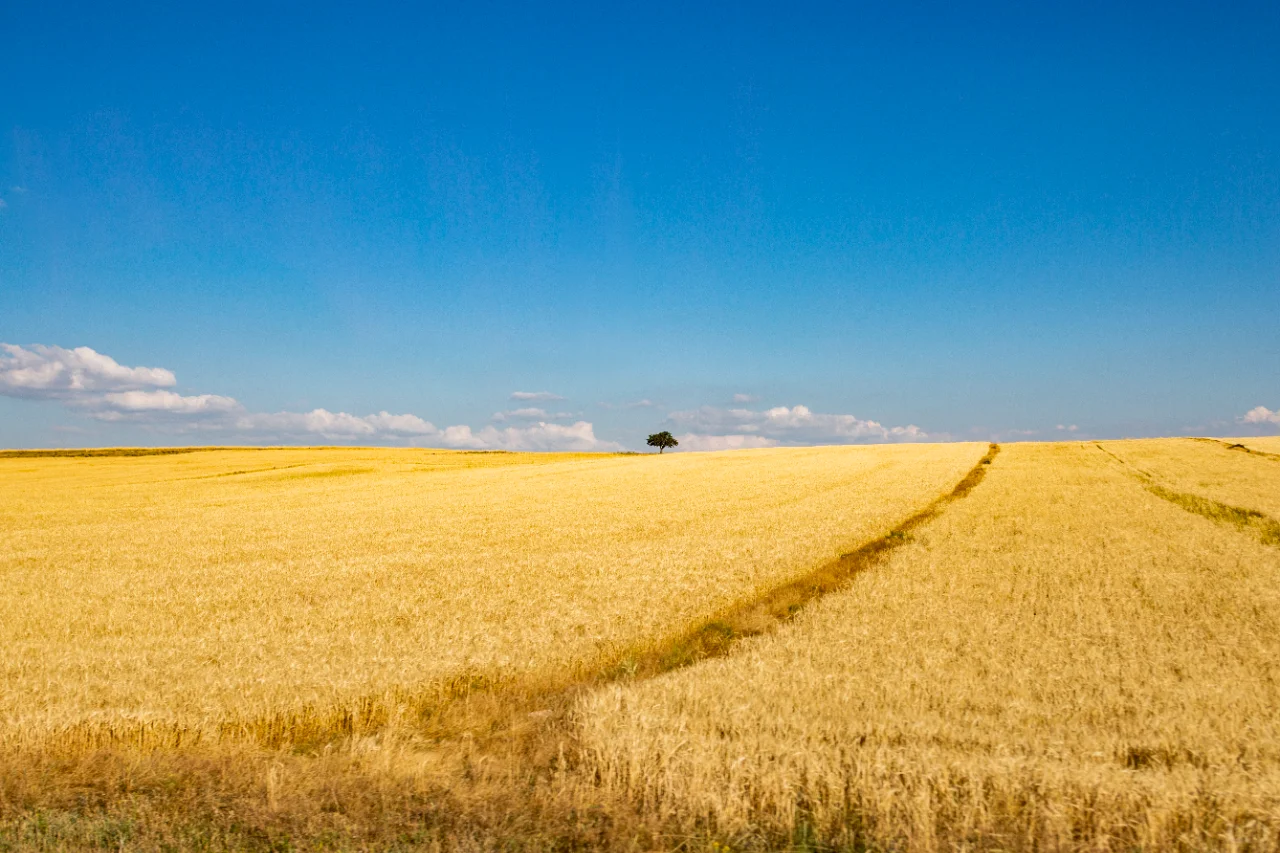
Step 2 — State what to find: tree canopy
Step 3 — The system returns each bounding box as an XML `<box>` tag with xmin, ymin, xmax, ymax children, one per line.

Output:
<box><xmin>647</xmin><ymin>431</ymin><xmax>678</xmax><ymax>453</ymax></box>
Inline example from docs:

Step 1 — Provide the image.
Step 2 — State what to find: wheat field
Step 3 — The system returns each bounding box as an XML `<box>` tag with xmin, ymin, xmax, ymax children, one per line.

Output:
<box><xmin>2</xmin><ymin>438</ymin><xmax>1278</xmax><ymax>851</ymax></box>
<box><xmin>0</xmin><ymin>443</ymin><xmax>981</xmax><ymax>746</ymax></box>
<box><xmin>578</xmin><ymin>441</ymin><xmax>1280</xmax><ymax>850</ymax></box>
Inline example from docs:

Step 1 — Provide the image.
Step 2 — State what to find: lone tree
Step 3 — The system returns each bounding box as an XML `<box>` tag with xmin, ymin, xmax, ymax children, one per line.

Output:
<box><xmin>647</xmin><ymin>431</ymin><xmax>678</xmax><ymax>453</ymax></box>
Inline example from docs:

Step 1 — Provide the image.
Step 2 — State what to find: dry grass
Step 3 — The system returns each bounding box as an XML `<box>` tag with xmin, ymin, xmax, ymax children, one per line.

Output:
<box><xmin>577</xmin><ymin>442</ymin><xmax>1280</xmax><ymax>851</ymax></box>
<box><xmin>0</xmin><ymin>443</ymin><xmax>983</xmax><ymax>750</ymax></box>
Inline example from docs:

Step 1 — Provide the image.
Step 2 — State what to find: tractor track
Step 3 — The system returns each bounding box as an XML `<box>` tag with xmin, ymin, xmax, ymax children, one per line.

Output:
<box><xmin>1095</xmin><ymin>442</ymin><xmax>1280</xmax><ymax>548</ymax></box>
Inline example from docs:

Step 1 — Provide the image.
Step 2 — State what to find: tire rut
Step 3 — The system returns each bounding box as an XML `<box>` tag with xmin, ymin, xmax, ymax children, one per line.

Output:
<box><xmin>1095</xmin><ymin>442</ymin><xmax>1280</xmax><ymax>548</ymax></box>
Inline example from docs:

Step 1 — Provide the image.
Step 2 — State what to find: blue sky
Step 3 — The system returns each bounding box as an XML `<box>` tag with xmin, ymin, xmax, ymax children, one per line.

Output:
<box><xmin>2</xmin><ymin>1</ymin><xmax>1278</xmax><ymax>450</ymax></box>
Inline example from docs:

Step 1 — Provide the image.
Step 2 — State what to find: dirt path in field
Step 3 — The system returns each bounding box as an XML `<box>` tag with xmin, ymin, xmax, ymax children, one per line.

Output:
<box><xmin>595</xmin><ymin>441</ymin><xmax>1001</xmax><ymax>683</ymax></box>
<box><xmin>1095</xmin><ymin>442</ymin><xmax>1280</xmax><ymax>547</ymax></box>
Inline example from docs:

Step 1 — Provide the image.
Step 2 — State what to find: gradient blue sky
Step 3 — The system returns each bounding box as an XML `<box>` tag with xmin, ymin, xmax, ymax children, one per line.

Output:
<box><xmin>2</xmin><ymin>1</ymin><xmax>1278</xmax><ymax>450</ymax></box>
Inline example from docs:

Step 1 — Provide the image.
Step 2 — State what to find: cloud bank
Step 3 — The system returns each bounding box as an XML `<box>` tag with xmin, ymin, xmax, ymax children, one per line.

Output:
<box><xmin>667</xmin><ymin>404</ymin><xmax>927</xmax><ymax>450</ymax></box>
<box><xmin>1</xmin><ymin>344</ymin><xmax>620</xmax><ymax>451</ymax></box>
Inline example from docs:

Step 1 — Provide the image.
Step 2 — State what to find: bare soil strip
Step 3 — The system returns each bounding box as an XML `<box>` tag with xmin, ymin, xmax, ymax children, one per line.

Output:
<box><xmin>1096</xmin><ymin>442</ymin><xmax>1280</xmax><ymax>547</ymax></box>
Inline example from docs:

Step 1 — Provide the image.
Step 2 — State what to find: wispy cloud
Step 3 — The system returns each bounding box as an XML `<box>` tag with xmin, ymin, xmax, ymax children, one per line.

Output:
<box><xmin>1055</xmin><ymin>424</ymin><xmax>1079</xmax><ymax>432</ymax></box>
<box><xmin>491</xmin><ymin>407</ymin><xmax>578</xmax><ymax>422</ymax></box>
<box><xmin>510</xmin><ymin>390</ymin><xmax>565</xmax><ymax>402</ymax></box>
<box><xmin>599</xmin><ymin>398</ymin><xmax>659</xmax><ymax>410</ymax></box>
<box><xmin>676</xmin><ymin>433</ymin><xmax>776</xmax><ymax>452</ymax></box>
<box><xmin>667</xmin><ymin>403</ymin><xmax>927</xmax><ymax>450</ymax></box>
<box><xmin>732</xmin><ymin>393</ymin><xmax>759</xmax><ymax>404</ymax></box>
<box><xmin>2</xmin><ymin>343</ymin><xmax>620</xmax><ymax>451</ymax></box>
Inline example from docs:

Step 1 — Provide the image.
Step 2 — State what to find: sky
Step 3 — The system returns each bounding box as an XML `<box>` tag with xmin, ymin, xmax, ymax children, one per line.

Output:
<box><xmin>2</xmin><ymin>1</ymin><xmax>1278</xmax><ymax>451</ymax></box>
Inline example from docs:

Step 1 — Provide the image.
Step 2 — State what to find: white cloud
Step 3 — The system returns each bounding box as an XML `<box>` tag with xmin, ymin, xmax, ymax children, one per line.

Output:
<box><xmin>364</xmin><ymin>411</ymin><xmax>438</xmax><ymax>434</ymax></box>
<box><xmin>1242</xmin><ymin>406</ymin><xmax>1280</xmax><ymax>426</ymax></box>
<box><xmin>1056</xmin><ymin>424</ymin><xmax>1079</xmax><ymax>432</ymax></box>
<box><xmin>732</xmin><ymin>393</ymin><xmax>760</xmax><ymax>404</ymax></box>
<box><xmin>0</xmin><ymin>344</ymin><xmax>176</xmax><ymax>399</ymax></box>
<box><xmin>224</xmin><ymin>408</ymin><xmax>619</xmax><ymax>450</ymax></box>
<box><xmin>3</xmin><ymin>343</ymin><xmax>623</xmax><ymax>452</ymax></box>
<box><xmin>236</xmin><ymin>409</ymin><xmax>437</xmax><ymax>439</ymax></box>
<box><xmin>676</xmin><ymin>433</ymin><xmax>777</xmax><ymax>452</ymax></box>
<box><xmin>236</xmin><ymin>413</ymin><xmax>619</xmax><ymax>451</ymax></box>
<box><xmin>492</xmin><ymin>408</ymin><xmax>583</xmax><ymax>423</ymax></box>
<box><xmin>666</xmin><ymin>404</ymin><xmax>927</xmax><ymax>447</ymax></box>
<box><xmin>510</xmin><ymin>391</ymin><xmax>565</xmax><ymax>402</ymax></box>
<box><xmin>95</xmin><ymin>390</ymin><xmax>242</xmax><ymax>420</ymax></box>
<box><xmin>433</xmin><ymin>421</ymin><xmax>623</xmax><ymax>452</ymax></box>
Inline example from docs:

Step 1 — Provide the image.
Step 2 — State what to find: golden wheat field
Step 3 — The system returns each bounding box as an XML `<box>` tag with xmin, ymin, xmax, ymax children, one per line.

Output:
<box><xmin>0</xmin><ymin>442</ymin><xmax>981</xmax><ymax>744</ymax></box>
<box><xmin>578</xmin><ymin>441</ymin><xmax>1280</xmax><ymax>850</ymax></box>
<box><xmin>1</xmin><ymin>438</ymin><xmax>1279</xmax><ymax>852</ymax></box>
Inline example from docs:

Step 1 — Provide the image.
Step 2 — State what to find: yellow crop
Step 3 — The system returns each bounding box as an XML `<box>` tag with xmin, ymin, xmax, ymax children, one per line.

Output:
<box><xmin>577</xmin><ymin>441</ymin><xmax>1280</xmax><ymax>850</ymax></box>
<box><xmin>4</xmin><ymin>438</ymin><xmax>1276</xmax><ymax>851</ymax></box>
<box><xmin>0</xmin><ymin>443</ymin><xmax>983</xmax><ymax>746</ymax></box>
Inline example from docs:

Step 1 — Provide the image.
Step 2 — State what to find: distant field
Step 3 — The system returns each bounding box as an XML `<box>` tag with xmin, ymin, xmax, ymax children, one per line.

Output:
<box><xmin>0</xmin><ymin>443</ymin><xmax>982</xmax><ymax>746</ymax></box>
<box><xmin>1</xmin><ymin>438</ymin><xmax>1277</xmax><ymax>852</ymax></box>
